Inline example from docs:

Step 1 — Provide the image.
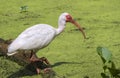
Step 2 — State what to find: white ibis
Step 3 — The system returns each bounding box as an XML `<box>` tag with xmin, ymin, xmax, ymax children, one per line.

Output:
<box><xmin>7</xmin><ymin>12</ymin><xmax>86</xmax><ymax>73</ymax></box>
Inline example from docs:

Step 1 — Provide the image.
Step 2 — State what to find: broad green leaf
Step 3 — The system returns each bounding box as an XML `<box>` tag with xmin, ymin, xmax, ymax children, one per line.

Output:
<box><xmin>97</xmin><ymin>47</ymin><xmax>112</xmax><ymax>63</ymax></box>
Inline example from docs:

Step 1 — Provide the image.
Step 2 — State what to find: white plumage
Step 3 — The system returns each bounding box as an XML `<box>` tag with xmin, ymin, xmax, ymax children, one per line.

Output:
<box><xmin>7</xmin><ymin>12</ymin><xmax>86</xmax><ymax>56</ymax></box>
<box><xmin>8</xmin><ymin>24</ymin><xmax>56</xmax><ymax>53</ymax></box>
<box><xmin>7</xmin><ymin>12</ymin><xmax>86</xmax><ymax>74</ymax></box>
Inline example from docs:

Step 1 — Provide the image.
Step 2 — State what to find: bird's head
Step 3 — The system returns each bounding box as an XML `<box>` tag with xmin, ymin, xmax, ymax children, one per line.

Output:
<box><xmin>59</xmin><ymin>12</ymin><xmax>86</xmax><ymax>39</ymax></box>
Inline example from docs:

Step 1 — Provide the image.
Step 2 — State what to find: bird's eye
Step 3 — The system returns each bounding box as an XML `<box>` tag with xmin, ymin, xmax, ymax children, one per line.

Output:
<box><xmin>66</xmin><ymin>15</ymin><xmax>72</xmax><ymax>22</ymax></box>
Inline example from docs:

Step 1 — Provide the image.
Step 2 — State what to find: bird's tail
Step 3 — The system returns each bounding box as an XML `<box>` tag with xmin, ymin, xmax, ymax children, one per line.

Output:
<box><xmin>7</xmin><ymin>51</ymin><xmax>18</xmax><ymax>56</ymax></box>
<box><xmin>7</xmin><ymin>45</ymin><xmax>18</xmax><ymax>56</ymax></box>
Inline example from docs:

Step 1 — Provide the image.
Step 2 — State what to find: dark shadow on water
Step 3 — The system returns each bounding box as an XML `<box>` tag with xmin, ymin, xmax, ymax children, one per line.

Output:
<box><xmin>7</xmin><ymin>61</ymin><xmax>84</xmax><ymax>78</ymax></box>
<box><xmin>7</xmin><ymin>61</ymin><xmax>55</xmax><ymax>78</ymax></box>
<box><xmin>51</xmin><ymin>61</ymin><xmax>85</xmax><ymax>68</ymax></box>
<box><xmin>7</xmin><ymin>67</ymin><xmax>36</xmax><ymax>78</ymax></box>
<box><xmin>7</xmin><ymin>66</ymin><xmax>57</xmax><ymax>78</ymax></box>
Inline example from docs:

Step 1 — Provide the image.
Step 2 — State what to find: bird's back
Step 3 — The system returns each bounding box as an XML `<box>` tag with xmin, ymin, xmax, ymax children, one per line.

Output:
<box><xmin>8</xmin><ymin>24</ymin><xmax>57</xmax><ymax>53</ymax></box>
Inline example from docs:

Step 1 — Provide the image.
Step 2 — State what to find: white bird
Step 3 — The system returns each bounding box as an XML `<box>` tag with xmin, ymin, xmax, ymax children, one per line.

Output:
<box><xmin>7</xmin><ymin>12</ymin><xmax>86</xmax><ymax>73</ymax></box>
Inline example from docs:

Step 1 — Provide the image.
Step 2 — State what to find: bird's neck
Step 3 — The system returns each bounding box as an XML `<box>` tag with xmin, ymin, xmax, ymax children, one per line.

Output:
<box><xmin>56</xmin><ymin>20</ymin><xmax>66</xmax><ymax>35</ymax></box>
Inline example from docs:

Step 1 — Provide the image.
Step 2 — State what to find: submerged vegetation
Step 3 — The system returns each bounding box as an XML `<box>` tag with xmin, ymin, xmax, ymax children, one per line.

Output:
<box><xmin>20</xmin><ymin>5</ymin><xmax>28</xmax><ymax>13</ymax></box>
<box><xmin>0</xmin><ymin>0</ymin><xmax>120</xmax><ymax>78</ymax></box>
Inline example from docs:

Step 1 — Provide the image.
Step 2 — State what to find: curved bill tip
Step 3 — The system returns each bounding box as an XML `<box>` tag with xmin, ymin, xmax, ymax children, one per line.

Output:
<box><xmin>70</xmin><ymin>20</ymin><xmax>87</xmax><ymax>39</ymax></box>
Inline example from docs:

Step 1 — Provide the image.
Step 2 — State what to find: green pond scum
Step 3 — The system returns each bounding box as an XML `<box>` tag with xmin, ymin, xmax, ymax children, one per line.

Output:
<box><xmin>0</xmin><ymin>0</ymin><xmax>120</xmax><ymax>78</ymax></box>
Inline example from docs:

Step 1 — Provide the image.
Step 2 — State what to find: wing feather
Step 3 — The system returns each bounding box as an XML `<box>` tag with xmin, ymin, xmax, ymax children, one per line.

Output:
<box><xmin>8</xmin><ymin>24</ymin><xmax>56</xmax><ymax>52</ymax></box>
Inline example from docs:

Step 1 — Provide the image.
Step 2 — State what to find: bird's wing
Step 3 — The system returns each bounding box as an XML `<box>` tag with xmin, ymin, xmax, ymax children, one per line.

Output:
<box><xmin>8</xmin><ymin>24</ymin><xmax>56</xmax><ymax>52</ymax></box>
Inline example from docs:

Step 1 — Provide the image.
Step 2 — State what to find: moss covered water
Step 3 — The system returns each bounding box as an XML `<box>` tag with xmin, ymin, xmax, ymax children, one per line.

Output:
<box><xmin>0</xmin><ymin>0</ymin><xmax>120</xmax><ymax>78</ymax></box>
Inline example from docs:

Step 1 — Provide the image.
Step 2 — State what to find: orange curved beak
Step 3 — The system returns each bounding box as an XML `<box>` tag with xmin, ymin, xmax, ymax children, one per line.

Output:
<box><xmin>70</xmin><ymin>19</ymin><xmax>86</xmax><ymax>39</ymax></box>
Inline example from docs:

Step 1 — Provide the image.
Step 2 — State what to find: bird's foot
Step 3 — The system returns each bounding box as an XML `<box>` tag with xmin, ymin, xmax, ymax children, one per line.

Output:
<box><xmin>36</xmin><ymin>67</ymin><xmax>52</xmax><ymax>74</ymax></box>
<box><xmin>43</xmin><ymin>68</ymin><xmax>52</xmax><ymax>73</ymax></box>
<box><xmin>30</xmin><ymin>56</ymin><xmax>51</xmax><ymax>66</ymax></box>
<box><xmin>29</xmin><ymin>52</ymin><xmax>51</xmax><ymax>65</ymax></box>
<box><xmin>30</xmin><ymin>56</ymin><xmax>51</xmax><ymax>74</ymax></box>
<box><xmin>38</xmin><ymin>57</ymin><xmax>51</xmax><ymax>66</ymax></box>
<box><xmin>36</xmin><ymin>68</ymin><xmax>40</xmax><ymax>74</ymax></box>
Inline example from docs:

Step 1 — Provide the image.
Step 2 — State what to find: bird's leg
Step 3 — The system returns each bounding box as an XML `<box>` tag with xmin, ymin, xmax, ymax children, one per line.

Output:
<box><xmin>38</xmin><ymin>57</ymin><xmax>52</xmax><ymax>73</ymax></box>
<box><xmin>31</xmin><ymin>61</ymin><xmax>41</xmax><ymax>74</ymax></box>
<box><xmin>30</xmin><ymin>55</ymin><xmax>51</xmax><ymax>66</ymax></box>
<box><xmin>30</xmin><ymin>52</ymin><xmax>39</xmax><ymax>62</ymax></box>
<box><xmin>29</xmin><ymin>51</ymin><xmax>41</xmax><ymax>74</ymax></box>
<box><xmin>29</xmin><ymin>51</ymin><xmax>51</xmax><ymax>65</ymax></box>
<box><xmin>38</xmin><ymin>57</ymin><xmax>51</xmax><ymax>66</ymax></box>
<box><xmin>29</xmin><ymin>51</ymin><xmax>51</xmax><ymax>74</ymax></box>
